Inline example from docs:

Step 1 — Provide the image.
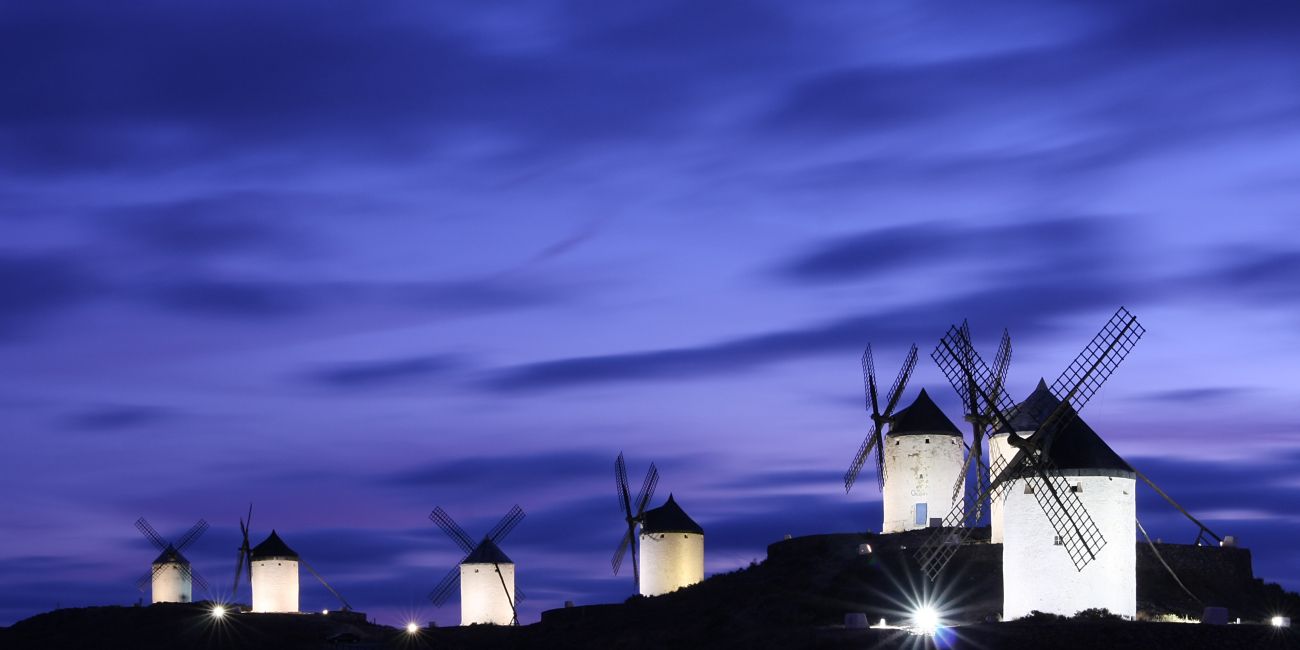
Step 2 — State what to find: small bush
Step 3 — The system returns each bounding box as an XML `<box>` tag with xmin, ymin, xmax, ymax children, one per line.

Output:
<box><xmin>1017</xmin><ymin>610</ymin><xmax>1066</xmax><ymax>622</ymax></box>
<box><xmin>1074</xmin><ymin>607</ymin><xmax>1123</xmax><ymax>621</ymax></box>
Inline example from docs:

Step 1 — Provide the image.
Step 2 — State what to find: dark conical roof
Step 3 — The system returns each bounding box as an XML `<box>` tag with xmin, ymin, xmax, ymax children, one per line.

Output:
<box><xmin>1000</xmin><ymin>379</ymin><xmax>1131</xmax><ymax>473</ymax></box>
<box><xmin>1000</xmin><ymin>379</ymin><xmax>1058</xmax><ymax>433</ymax></box>
<box><xmin>642</xmin><ymin>494</ymin><xmax>703</xmax><ymax>534</ymax></box>
<box><xmin>462</xmin><ymin>537</ymin><xmax>513</xmax><ymax>565</ymax></box>
<box><xmin>251</xmin><ymin>530</ymin><xmax>298</xmax><ymax>559</ymax></box>
<box><xmin>888</xmin><ymin>388</ymin><xmax>962</xmax><ymax>436</ymax></box>
<box><xmin>151</xmin><ymin>545</ymin><xmax>189</xmax><ymax>566</ymax></box>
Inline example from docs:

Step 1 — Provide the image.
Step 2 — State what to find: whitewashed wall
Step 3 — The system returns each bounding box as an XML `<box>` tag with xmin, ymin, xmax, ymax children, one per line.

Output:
<box><xmin>1002</xmin><ymin>473</ymin><xmax>1135</xmax><ymax>619</ymax></box>
<box><xmin>460</xmin><ymin>562</ymin><xmax>516</xmax><ymax>625</ymax></box>
<box><xmin>251</xmin><ymin>559</ymin><xmax>299</xmax><ymax>613</ymax></box>
<box><xmin>988</xmin><ymin>431</ymin><xmax>1021</xmax><ymax>543</ymax></box>
<box><xmin>151</xmin><ymin>562</ymin><xmax>191</xmax><ymax>604</ymax></box>
<box><xmin>881</xmin><ymin>434</ymin><xmax>965</xmax><ymax>533</ymax></box>
<box><xmin>639</xmin><ymin>531</ymin><xmax>704</xmax><ymax>597</ymax></box>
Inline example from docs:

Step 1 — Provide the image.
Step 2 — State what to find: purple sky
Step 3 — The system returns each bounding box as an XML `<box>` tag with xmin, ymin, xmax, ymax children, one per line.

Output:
<box><xmin>3</xmin><ymin>0</ymin><xmax>1300</xmax><ymax>627</ymax></box>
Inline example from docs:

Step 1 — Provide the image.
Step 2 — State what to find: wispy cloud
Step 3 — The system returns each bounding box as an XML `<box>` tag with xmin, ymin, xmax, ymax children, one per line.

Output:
<box><xmin>60</xmin><ymin>404</ymin><xmax>171</xmax><ymax>432</ymax></box>
<box><xmin>1137</xmin><ymin>387</ymin><xmax>1248</xmax><ymax>404</ymax></box>
<box><xmin>774</xmin><ymin>217</ymin><xmax>1114</xmax><ymax>285</ymax></box>
<box><xmin>304</xmin><ymin>355</ymin><xmax>460</xmax><ymax>389</ymax></box>
<box><xmin>482</xmin><ymin>278</ymin><xmax>1131</xmax><ymax>392</ymax></box>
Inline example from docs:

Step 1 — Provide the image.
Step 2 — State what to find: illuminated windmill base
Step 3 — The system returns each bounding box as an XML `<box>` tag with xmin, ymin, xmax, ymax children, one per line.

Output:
<box><xmin>460</xmin><ymin>563</ymin><xmax>516</xmax><ymax>625</ymax></box>
<box><xmin>880</xmin><ymin>389</ymin><xmax>965</xmax><ymax>533</ymax></box>
<box><xmin>638</xmin><ymin>494</ymin><xmax>704</xmax><ymax>597</ymax></box>
<box><xmin>150</xmin><ymin>559</ymin><xmax>192</xmax><ymax>604</ymax></box>
<box><xmin>639</xmin><ymin>530</ymin><xmax>703</xmax><ymax>597</ymax></box>
<box><xmin>881</xmin><ymin>436</ymin><xmax>964</xmax><ymax>532</ymax></box>
<box><xmin>251</xmin><ymin>531</ymin><xmax>300</xmax><ymax>613</ymax></box>
<box><xmin>460</xmin><ymin>540</ymin><xmax>517</xmax><ymax>626</ymax></box>
<box><xmin>1003</xmin><ymin>470</ymin><xmax>1136</xmax><ymax>619</ymax></box>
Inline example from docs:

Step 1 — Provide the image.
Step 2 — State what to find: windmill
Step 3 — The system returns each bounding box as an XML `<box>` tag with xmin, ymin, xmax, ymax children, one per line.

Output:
<box><xmin>945</xmin><ymin>325</ymin><xmax>1012</xmax><ymax>525</ymax></box>
<box><xmin>916</xmin><ymin>306</ymin><xmax>1144</xmax><ymax>581</ymax></box>
<box><xmin>429</xmin><ymin>505</ymin><xmax>525</xmax><ymax>626</ymax></box>
<box><xmin>843</xmin><ymin>344</ymin><xmax>919</xmax><ymax>494</ymax></box>
<box><xmin>611</xmin><ymin>452</ymin><xmax>658</xmax><ymax>590</ymax></box>
<box><xmin>134</xmin><ymin>517</ymin><xmax>210</xmax><ymax>604</ymax></box>
<box><xmin>230</xmin><ymin>504</ymin><xmax>351</xmax><ymax>613</ymax></box>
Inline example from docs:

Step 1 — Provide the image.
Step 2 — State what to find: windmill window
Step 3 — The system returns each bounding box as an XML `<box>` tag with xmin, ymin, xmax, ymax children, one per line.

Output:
<box><xmin>1053</xmin><ymin>536</ymin><xmax>1063</xmax><ymax>546</ymax></box>
<box><xmin>1070</xmin><ymin>484</ymin><xmax>1083</xmax><ymax>493</ymax></box>
<box><xmin>914</xmin><ymin>503</ymin><xmax>928</xmax><ymax>526</ymax></box>
<box><xmin>1023</xmin><ymin>484</ymin><xmax>1035</xmax><ymax>495</ymax></box>
<box><xmin>925</xmin><ymin>438</ymin><xmax>930</xmax><ymax>444</ymax></box>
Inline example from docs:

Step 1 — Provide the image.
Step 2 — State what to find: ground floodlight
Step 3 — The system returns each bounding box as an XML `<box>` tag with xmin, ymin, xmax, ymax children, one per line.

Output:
<box><xmin>913</xmin><ymin>605</ymin><xmax>940</xmax><ymax>635</ymax></box>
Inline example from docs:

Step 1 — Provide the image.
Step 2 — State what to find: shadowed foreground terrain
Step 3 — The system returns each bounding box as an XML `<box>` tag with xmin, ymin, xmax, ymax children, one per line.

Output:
<box><xmin>3</xmin><ymin>531</ymin><xmax>1296</xmax><ymax>649</ymax></box>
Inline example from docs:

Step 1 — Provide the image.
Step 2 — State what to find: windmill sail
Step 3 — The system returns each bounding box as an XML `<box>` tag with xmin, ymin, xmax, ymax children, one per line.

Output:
<box><xmin>917</xmin><ymin>307</ymin><xmax>1143</xmax><ymax>580</ymax></box>
<box><xmin>611</xmin><ymin>452</ymin><xmax>657</xmax><ymax>590</ymax></box>
<box><xmin>429</xmin><ymin>505</ymin><xmax>525</xmax><ymax>626</ymax></box>
<box><xmin>843</xmin><ymin>344</ymin><xmax>917</xmax><ymax>493</ymax></box>
<box><xmin>133</xmin><ymin>517</ymin><xmax>210</xmax><ymax>602</ymax></box>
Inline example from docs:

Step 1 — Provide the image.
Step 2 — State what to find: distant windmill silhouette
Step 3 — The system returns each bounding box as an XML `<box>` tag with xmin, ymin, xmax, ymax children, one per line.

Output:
<box><xmin>611</xmin><ymin>452</ymin><xmax>658</xmax><ymax>590</ymax></box>
<box><xmin>843</xmin><ymin>344</ymin><xmax>918</xmax><ymax>494</ymax></box>
<box><xmin>134</xmin><ymin>517</ymin><xmax>210</xmax><ymax>603</ymax></box>
<box><xmin>429</xmin><ymin>505</ymin><xmax>525</xmax><ymax>626</ymax></box>
<box><xmin>944</xmin><ymin>324</ymin><xmax>1012</xmax><ymax>524</ymax></box>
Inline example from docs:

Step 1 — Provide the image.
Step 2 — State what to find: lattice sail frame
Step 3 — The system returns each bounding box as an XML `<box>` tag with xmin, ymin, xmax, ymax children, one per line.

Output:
<box><xmin>134</xmin><ymin>517</ymin><xmax>211</xmax><ymax>595</ymax></box>
<box><xmin>611</xmin><ymin>453</ymin><xmax>659</xmax><ymax>587</ymax></box>
<box><xmin>916</xmin><ymin>307</ymin><xmax>1144</xmax><ymax>581</ymax></box>
<box><xmin>948</xmin><ymin>327</ymin><xmax>1012</xmax><ymax>520</ymax></box>
<box><xmin>843</xmin><ymin>344</ymin><xmax>918</xmax><ymax>493</ymax></box>
<box><xmin>428</xmin><ymin>505</ymin><xmax>527</xmax><ymax>609</ymax></box>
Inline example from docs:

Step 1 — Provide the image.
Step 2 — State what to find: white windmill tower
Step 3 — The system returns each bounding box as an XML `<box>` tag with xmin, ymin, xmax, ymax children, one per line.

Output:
<box><xmin>917</xmin><ymin>307</ymin><xmax>1145</xmax><ymax>620</ymax></box>
<box><xmin>429</xmin><ymin>505</ymin><xmax>525</xmax><ymax>626</ymax></box>
<box><xmin>844</xmin><ymin>345</ymin><xmax>966</xmax><ymax>533</ymax></box>
<box><xmin>879</xmin><ymin>389</ymin><xmax>967</xmax><ymax>533</ymax></box>
<box><xmin>638</xmin><ymin>493</ymin><xmax>704</xmax><ymax>597</ymax></box>
<box><xmin>995</xmin><ymin>379</ymin><xmax>1137</xmax><ymax>619</ymax></box>
<box><xmin>230</xmin><ymin>505</ymin><xmax>351</xmax><ymax>614</ymax></box>
<box><xmin>249</xmin><ymin>530</ymin><xmax>300</xmax><ymax>613</ymax></box>
<box><xmin>133</xmin><ymin>517</ymin><xmax>210</xmax><ymax>604</ymax></box>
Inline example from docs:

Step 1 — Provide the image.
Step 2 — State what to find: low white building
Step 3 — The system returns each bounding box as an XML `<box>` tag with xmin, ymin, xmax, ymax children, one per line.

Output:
<box><xmin>998</xmin><ymin>380</ymin><xmax>1136</xmax><ymax>620</ymax></box>
<box><xmin>881</xmin><ymin>389</ymin><xmax>966</xmax><ymax>533</ymax></box>
<box><xmin>459</xmin><ymin>538</ymin><xmax>517</xmax><ymax>626</ymax></box>
<box><xmin>250</xmin><ymin>530</ymin><xmax>300</xmax><ymax>613</ymax></box>
<box><xmin>639</xmin><ymin>494</ymin><xmax>704</xmax><ymax>597</ymax></box>
<box><xmin>150</xmin><ymin>546</ymin><xmax>192</xmax><ymax>604</ymax></box>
